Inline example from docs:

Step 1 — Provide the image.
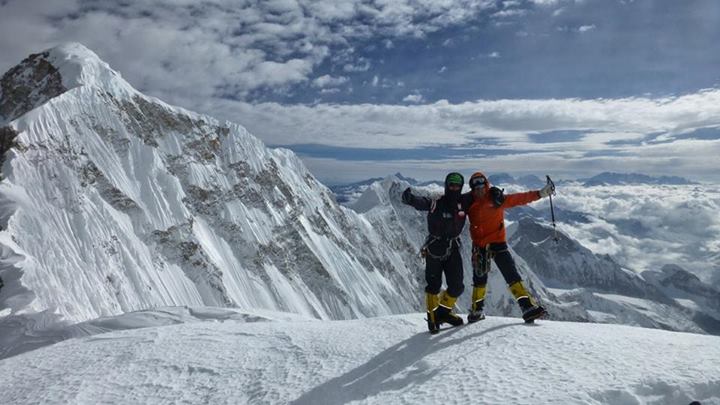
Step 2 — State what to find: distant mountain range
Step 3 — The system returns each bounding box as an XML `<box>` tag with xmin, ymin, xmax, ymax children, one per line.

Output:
<box><xmin>348</xmin><ymin>175</ymin><xmax>720</xmax><ymax>334</ymax></box>
<box><xmin>580</xmin><ymin>172</ymin><xmax>697</xmax><ymax>187</ymax></box>
<box><xmin>329</xmin><ymin>172</ymin><xmax>434</xmax><ymax>204</ymax></box>
<box><xmin>331</xmin><ymin>172</ymin><xmax>698</xmax><ymax>205</ymax></box>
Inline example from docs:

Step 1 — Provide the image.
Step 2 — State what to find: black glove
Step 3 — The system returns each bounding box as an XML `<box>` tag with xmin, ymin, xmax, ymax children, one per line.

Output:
<box><xmin>489</xmin><ymin>186</ymin><xmax>505</xmax><ymax>207</ymax></box>
<box><xmin>401</xmin><ymin>187</ymin><xmax>413</xmax><ymax>204</ymax></box>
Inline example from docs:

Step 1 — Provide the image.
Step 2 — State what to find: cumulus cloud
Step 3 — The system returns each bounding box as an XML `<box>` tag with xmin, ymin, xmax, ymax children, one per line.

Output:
<box><xmin>2</xmin><ymin>0</ymin><xmax>718</xmax><ymax>186</ymax></box>
<box><xmin>184</xmin><ymin>88</ymin><xmax>720</xmax><ymax>183</ymax></box>
<box><xmin>343</xmin><ymin>58</ymin><xmax>371</xmax><ymax>72</ymax></box>
<box><xmin>557</xmin><ymin>24</ymin><xmax>598</xmax><ymax>33</ymax></box>
<box><xmin>529</xmin><ymin>0</ymin><xmax>564</xmax><ymax>5</ymax></box>
<box><xmin>402</xmin><ymin>94</ymin><xmax>425</xmax><ymax>103</ymax></box>
<box><xmin>549</xmin><ymin>183</ymin><xmax>720</xmax><ymax>282</ymax></box>
<box><xmin>312</xmin><ymin>74</ymin><xmax>349</xmax><ymax>88</ymax></box>
<box><xmin>0</xmin><ymin>0</ymin><xmax>497</xmax><ymax>101</ymax></box>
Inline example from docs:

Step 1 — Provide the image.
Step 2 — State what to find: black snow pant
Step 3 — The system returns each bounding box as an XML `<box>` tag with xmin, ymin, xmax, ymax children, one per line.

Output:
<box><xmin>424</xmin><ymin>239</ymin><xmax>464</xmax><ymax>298</ymax></box>
<box><xmin>472</xmin><ymin>242</ymin><xmax>522</xmax><ymax>287</ymax></box>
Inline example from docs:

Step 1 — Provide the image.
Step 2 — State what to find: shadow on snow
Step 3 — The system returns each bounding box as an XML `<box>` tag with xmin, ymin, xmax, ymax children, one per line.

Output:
<box><xmin>291</xmin><ymin>322</ymin><xmax>522</xmax><ymax>405</ymax></box>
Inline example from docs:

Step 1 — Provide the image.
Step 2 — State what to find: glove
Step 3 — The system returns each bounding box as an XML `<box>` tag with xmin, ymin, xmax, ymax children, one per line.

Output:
<box><xmin>401</xmin><ymin>187</ymin><xmax>413</xmax><ymax>204</ymax></box>
<box><xmin>489</xmin><ymin>186</ymin><xmax>505</xmax><ymax>207</ymax></box>
<box><xmin>539</xmin><ymin>182</ymin><xmax>555</xmax><ymax>198</ymax></box>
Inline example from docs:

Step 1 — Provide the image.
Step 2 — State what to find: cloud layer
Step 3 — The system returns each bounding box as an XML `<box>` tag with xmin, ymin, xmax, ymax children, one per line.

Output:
<box><xmin>0</xmin><ymin>0</ymin><xmax>498</xmax><ymax>102</ymax></box>
<box><xmin>544</xmin><ymin>183</ymin><xmax>720</xmax><ymax>282</ymax></box>
<box><xmin>2</xmin><ymin>0</ymin><xmax>720</xmax><ymax>184</ymax></box>
<box><xmin>205</xmin><ymin>91</ymin><xmax>720</xmax><ymax>183</ymax></box>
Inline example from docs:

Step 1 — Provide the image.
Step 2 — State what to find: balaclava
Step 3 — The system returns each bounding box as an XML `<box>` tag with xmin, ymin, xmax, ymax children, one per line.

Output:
<box><xmin>444</xmin><ymin>172</ymin><xmax>464</xmax><ymax>203</ymax></box>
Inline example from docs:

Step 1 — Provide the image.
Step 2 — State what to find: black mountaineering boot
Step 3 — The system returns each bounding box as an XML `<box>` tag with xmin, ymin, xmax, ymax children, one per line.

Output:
<box><xmin>518</xmin><ymin>297</ymin><xmax>547</xmax><ymax>323</ymax></box>
<box><xmin>509</xmin><ymin>281</ymin><xmax>547</xmax><ymax>323</ymax></box>
<box><xmin>468</xmin><ymin>285</ymin><xmax>487</xmax><ymax>323</ymax></box>
<box><xmin>435</xmin><ymin>291</ymin><xmax>464</xmax><ymax>327</ymax></box>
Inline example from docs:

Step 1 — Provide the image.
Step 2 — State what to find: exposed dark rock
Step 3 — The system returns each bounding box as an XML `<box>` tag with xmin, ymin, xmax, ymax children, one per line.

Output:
<box><xmin>151</xmin><ymin>222</ymin><xmax>234</xmax><ymax>307</ymax></box>
<box><xmin>0</xmin><ymin>126</ymin><xmax>19</xmax><ymax>176</ymax></box>
<box><xmin>0</xmin><ymin>51</ymin><xmax>66</xmax><ymax>122</ymax></box>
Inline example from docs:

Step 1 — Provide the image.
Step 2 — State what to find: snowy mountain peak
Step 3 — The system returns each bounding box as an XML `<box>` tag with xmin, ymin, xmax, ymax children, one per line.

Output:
<box><xmin>0</xmin><ymin>44</ymin><xmax>427</xmax><ymax>342</ymax></box>
<box><xmin>44</xmin><ymin>42</ymin><xmax>130</xmax><ymax>93</ymax></box>
<box><xmin>0</xmin><ymin>42</ymin><xmax>133</xmax><ymax>124</ymax></box>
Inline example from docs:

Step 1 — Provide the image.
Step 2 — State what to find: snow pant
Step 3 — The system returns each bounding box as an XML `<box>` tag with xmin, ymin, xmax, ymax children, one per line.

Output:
<box><xmin>471</xmin><ymin>242</ymin><xmax>522</xmax><ymax>287</ymax></box>
<box><xmin>424</xmin><ymin>243</ymin><xmax>464</xmax><ymax>298</ymax></box>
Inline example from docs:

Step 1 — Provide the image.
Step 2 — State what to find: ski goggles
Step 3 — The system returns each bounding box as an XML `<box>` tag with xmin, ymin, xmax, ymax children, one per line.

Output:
<box><xmin>469</xmin><ymin>176</ymin><xmax>487</xmax><ymax>189</ymax></box>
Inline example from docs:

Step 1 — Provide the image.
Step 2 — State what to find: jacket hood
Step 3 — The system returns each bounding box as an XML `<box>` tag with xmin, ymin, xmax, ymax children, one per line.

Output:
<box><xmin>470</xmin><ymin>171</ymin><xmax>491</xmax><ymax>193</ymax></box>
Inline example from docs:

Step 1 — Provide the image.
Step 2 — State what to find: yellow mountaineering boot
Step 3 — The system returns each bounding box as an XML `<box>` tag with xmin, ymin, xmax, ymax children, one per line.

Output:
<box><xmin>467</xmin><ymin>285</ymin><xmax>487</xmax><ymax>323</ymax></box>
<box><xmin>434</xmin><ymin>290</ymin><xmax>464</xmax><ymax>328</ymax></box>
<box><xmin>426</xmin><ymin>292</ymin><xmax>440</xmax><ymax>334</ymax></box>
<box><xmin>508</xmin><ymin>281</ymin><xmax>547</xmax><ymax>323</ymax></box>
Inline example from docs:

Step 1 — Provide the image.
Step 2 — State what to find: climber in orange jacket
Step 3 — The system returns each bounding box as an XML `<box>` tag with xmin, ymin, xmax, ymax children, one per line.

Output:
<box><xmin>466</xmin><ymin>171</ymin><xmax>555</xmax><ymax>323</ymax></box>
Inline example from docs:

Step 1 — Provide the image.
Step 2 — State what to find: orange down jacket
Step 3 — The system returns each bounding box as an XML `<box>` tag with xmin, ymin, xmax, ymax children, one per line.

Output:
<box><xmin>467</xmin><ymin>172</ymin><xmax>540</xmax><ymax>247</ymax></box>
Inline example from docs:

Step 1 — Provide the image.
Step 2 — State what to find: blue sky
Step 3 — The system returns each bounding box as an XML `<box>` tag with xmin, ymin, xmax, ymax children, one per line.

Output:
<box><xmin>2</xmin><ymin>0</ymin><xmax>720</xmax><ymax>184</ymax></box>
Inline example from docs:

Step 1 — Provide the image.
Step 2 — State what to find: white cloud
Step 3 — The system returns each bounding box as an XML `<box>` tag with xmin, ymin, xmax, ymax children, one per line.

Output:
<box><xmin>438</xmin><ymin>66</ymin><xmax>447</xmax><ymax>74</ymax></box>
<box><xmin>551</xmin><ymin>183</ymin><xmax>720</xmax><ymax>281</ymax></box>
<box><xmin>0</xmin><ymin>0</ymin><xmax>497</xmax><ymax>100</ymax></box>
<box><xmin>343</xmin><ymin>58</ymin><xmax>371</xmax><ymax>72</ymax></box>
<box><xmin>312</xmin><ymin>74</ymin><xmax>349</xmax><ymax>88</ymax></box>
<box><xmin>488</xmin><ymin>51</ymin><xmax>501</xmax><ymax>58</ymax></box>
<box><xmin>529</xmin><ymin>0</ymin><xmax>564</xmax><ymax>5</ymax></box>
<box><xmin>371</xmin><ymin>75</ymin><xmax>380</xmax><ymax>87</ymax></box>
<box><xmin>2</xmin><ymin>1</ymin><xmax>718</xmax><ymax>186</ymax></box>
<box><xmin>402</xmin><ymin>94</ymin><xmax>424</xmax><ymax>103</ymax></box>
<box><xmin>180</xmin><ymin>87</ymin><xmax>720</xmax><ymax>183</ymax></box>
<box><xmin>557</xmin><ymin>24</ymin><xmax>597</xmax><ymax>34</ymax></box>
<box><xmin>492</xmin><ymin>9</ymin><xmax>528</xmax><ymax>18</ymax></box>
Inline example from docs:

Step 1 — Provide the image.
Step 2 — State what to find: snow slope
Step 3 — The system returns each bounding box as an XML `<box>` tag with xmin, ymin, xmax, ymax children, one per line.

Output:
<box><xmin>0</xmin><ymin>43</ymin><xmax>423</xmax><ymax>334</ymax></box>
<box><xmin>0</xmin><ymin>312</ymin><xmax>718</xmax><ymax>405</ymax></box>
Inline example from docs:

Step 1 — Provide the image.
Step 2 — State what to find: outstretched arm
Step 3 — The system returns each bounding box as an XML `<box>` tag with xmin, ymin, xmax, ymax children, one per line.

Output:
<box><xmin>503</xmin><ymin>190</ymin><xmax>541</xmax><ymax>208</ymax></box>
<box><xmin>503</xmin><ymin>180</ymin><xmax>555</xmax><ymax>208</ymax></box>
<box><xmin>401</xmin><ymin>187</ymin><xmax>432</xmax><ymax>211</ymax></box>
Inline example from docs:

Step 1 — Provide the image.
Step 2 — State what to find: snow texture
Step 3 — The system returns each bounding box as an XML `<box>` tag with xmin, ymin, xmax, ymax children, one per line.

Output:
<box><xmin>0</xmin><ymin>311</ymin><xmax>718</xmax><ymax>405</ymax></box>
<box><xmin>0</xmin><ymin>43</ymin><xmax>422</xmax><ymax>342</ymax></box>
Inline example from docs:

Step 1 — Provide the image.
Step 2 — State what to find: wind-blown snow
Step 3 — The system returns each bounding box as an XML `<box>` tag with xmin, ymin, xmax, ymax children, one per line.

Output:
<box><xmin>0</xmin><ymin>43</ymin><xmax>422</xmax><ymax>340</ymax></box>
<box><xmin>0</xmin><ymin>313</ymin><xmax>717</xmax><ymax>404</ymax></box>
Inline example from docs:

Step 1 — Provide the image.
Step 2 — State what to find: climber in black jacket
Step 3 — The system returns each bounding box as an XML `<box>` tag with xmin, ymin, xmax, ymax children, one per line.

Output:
<box><xmin>401</xmin><ymin>172</ymin><xmax>473</xmax><ymax>334</ymax></box>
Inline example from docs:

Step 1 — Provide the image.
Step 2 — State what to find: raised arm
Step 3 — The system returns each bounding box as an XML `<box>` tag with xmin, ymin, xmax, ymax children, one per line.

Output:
<box><xmin>503</xmin><ymin>190</ymin><xmax>541</xmax><ymax>208</ymax></box>
<box><xmin>401</xmin><ymin>187</ymin><xmax>433</xmax><ymax>211</ymax></box>
<box><xmin>503</xmin><ymin>180</ymin><xmax>555</xmax><ymax>208</ymax></box>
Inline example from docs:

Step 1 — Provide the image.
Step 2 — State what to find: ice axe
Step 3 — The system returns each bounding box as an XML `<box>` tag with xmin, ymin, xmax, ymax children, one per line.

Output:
<box><xmin>546</xmin><ymin>175</ymin><xmax>559</xmax><ymax>243</ymax></box>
